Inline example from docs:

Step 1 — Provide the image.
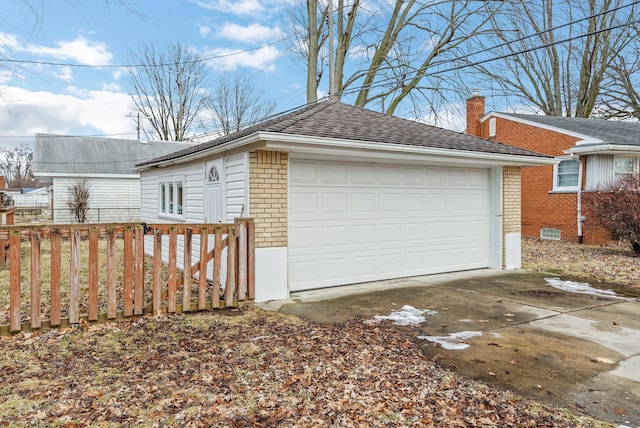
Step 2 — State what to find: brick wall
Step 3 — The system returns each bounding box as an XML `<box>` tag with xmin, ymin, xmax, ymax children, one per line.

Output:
<box><xmin>249</xmin><ymin>150</ymin><xmax>288</xmax><ymax>248</ymax></box>
<box><xmin>502</xmin><ymin>166</ymin><xmax>521</xmax><ymax>266</ymax></box>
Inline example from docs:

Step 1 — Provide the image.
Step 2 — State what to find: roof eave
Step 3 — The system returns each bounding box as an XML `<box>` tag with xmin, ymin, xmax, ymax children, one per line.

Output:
<box><xmin>260</xmin><ymin>132</ymin><xmax>553</xmax><ymax>167</ymax></box>
<box><xmin>566</xmin><ymin>144</ymin><xmax>640</xmax><ymax>155</ymax></box>
<box><xmin>481</xmin><ymin>112</ymin><xmax>603</xmax><ymax>144</ymax></box>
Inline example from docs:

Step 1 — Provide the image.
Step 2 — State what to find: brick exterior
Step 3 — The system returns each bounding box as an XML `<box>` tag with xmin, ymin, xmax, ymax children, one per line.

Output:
<box><xmin>466</xmin><ymin>95</ymin><xmax>610</xmax><ymax>245</ymax></box>
<box><xmin>502</xmin><ymin>166</ymin><xmax>521</xmax><ymax>266</ymax></box>
<box><xmin>249</xmin><ymin>150</ymin><xmax>288</xmax><ymax>248</ymax></box>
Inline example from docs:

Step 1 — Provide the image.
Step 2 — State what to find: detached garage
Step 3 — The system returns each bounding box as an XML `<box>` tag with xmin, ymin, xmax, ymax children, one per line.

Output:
<box><xmin>137</xmin><ymin>101</ymin><xmax>551</xmax><ymax>302</ymax></box>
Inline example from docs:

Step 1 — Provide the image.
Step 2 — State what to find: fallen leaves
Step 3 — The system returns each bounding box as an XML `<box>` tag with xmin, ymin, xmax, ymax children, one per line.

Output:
<box><xmin>0</xmin><ymin>306</ymin><xmax>605</xmax><ymax>427</ymax></box>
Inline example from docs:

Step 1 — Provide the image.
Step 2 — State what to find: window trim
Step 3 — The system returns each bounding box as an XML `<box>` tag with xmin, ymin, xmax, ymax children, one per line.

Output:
<box><xmin>158</xmin><ymin>178</ymin><xmax>185</xmax><ymax>219</ymax></box>
<box><xmin>552</xmin><ymin>157</ymin><xmax>579</xmax><ymax>192</ymax></box>
<box><xmin>613</xmin><ymin>156</ymin><xmax>638</xmax><ymax>182</ymax></box>
<box><xmin>488</xmin><ymin>117</ymin><xmax>496</xmax><ymax>137</ymax></box>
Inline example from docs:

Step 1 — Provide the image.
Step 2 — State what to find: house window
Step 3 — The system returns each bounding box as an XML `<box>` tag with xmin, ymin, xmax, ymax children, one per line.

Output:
<box><xmin>489</xmin><ymin>118</ymin><xmax>496</xmax><ymax>137</ymax></box>
<box><xmin>553</xmin><ymin>158</ymin><xmax>579</xmax><ymax>190</ymax></box>
<box><xmin>614</xmin><ymin>157</ymin><xmax>636</xmax><ymax>181</ymax></box>
<box><xmin>159</xmin><ymin>180</ymin><xmax>184</xmax><ymax>217</ymax></box>
<box><xmin>208</xmin><ymin>166</ymin><xmax>220</xmax><ymax>183</ymax></box>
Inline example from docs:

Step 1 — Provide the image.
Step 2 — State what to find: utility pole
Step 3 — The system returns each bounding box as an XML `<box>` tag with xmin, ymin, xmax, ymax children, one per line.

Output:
<box><xmin>126</xmin><ymin>112</ymin><xmax>141</xmax><ymax>139</ymax></box>
<box><xmin>328</xmin><ymin>0</ymin><xmax>335</xmax><ymax>100</ymax></box>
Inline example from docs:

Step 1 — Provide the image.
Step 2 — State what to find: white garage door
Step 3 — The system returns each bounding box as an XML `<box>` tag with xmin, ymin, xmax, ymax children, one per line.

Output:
<box><xmin>288</xmin><ymin>160</ymin><xmax>493</xmax><ymax>291</ymax></box>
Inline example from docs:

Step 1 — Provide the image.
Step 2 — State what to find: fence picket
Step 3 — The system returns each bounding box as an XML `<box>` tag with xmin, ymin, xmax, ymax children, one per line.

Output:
<box><xmin>50</xmin><ymin>230</ymin><xmax>61</xmax><ymax>326</ymax></box>
<box><xmin>198</xmin><ymin>227</ymin><xmax>208</xmax><ymax>310</ymax></box>
<box><xmin>107</xmin><ymin>227</ymin><xmax>117</xmax><ymax>319</ymax></box>
<box><xmin>123</xmin><ymin>227</ymin><xmax>133</xmax><ymax>317</ymax></box>
<box><xmin>134</xmin><ymin>225</ymin><xmax>144</xmax><ymax>316</ymax></box>
<box><xmin>237</xmin><ymin>220</ymin><xmax>247</xmax><ymax>301</ymax></box>
<box><xmin>69</xmin><ymin>230</ymin><xmax>80</xmax><ymax>324</ymax></box>
<box><xmin>213</xmin><ymin>227</ymin><xmax>222</xmax><ymax>308</ymax></box>
<box><xmin>88</xmin><ymin>228</ymin><xmax>99</xmax><ymax>321</ymax></box>
<box><xmin>183</xmin><ymin>228</ymin><xmax>192</xmax><ymax>312</ymax></box>
<box><xmin>226</xmin><ymin>226</ymin><xmax>236</xmax><ymax>307</ymax></box>
<box><xmin>30</xmin><ymin>230</ymin><xmax>41</xmax><ymax>329</ymax></box>
<box><xmin>153</xmin><ymin>228</ymin><xmax>162</xmax><ymax>315</ymax></box>
<box><xmin>9</xmin><ymin>230</ymin><xmax>20</xmax><ymax>332</ymax></box>
<box><xmin>168</xmin><ymin>228</ymin><xmax>177</xmax><ymax>313</ymax></box>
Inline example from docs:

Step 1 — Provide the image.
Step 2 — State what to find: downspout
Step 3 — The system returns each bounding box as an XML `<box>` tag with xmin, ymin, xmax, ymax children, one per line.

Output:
<box><xmin>573</xmin><ymin>154</ymin><xmax>584</xmax><ymax>244</ymax></box>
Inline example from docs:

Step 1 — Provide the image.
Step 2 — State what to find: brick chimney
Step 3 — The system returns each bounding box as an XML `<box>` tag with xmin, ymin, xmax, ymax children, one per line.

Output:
<box><xmin>466</xmin><ymin>89</ymin><xmax>485</xmax><ymax>137</ymax></box>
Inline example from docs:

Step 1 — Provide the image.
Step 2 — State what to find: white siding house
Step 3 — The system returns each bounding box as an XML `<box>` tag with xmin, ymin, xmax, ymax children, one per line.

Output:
<box><xmin>137</xmin><ymin>101</ymin><xmax>552</xmax><ymax>302</ymax></box>
<box><xmin>32</xmin><ymin>134</ymin><xmax>191</xmax><ymax>223</ymax></box>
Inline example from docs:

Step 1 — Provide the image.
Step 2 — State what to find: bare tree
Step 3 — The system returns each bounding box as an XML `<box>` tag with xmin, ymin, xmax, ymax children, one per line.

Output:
<box><xmin>66</xmin><ymin>178</ymin><xmax>91</xmax><ymax>223</ymax></box>
<box><xmin>472</xmin><ymin>0</ymin><xmax>637</xmax><ymax>118</ymax></box>
<box><xmin>0</xmin><ymin>144</ymin><xmax>37</xmax><ymax>188</ymax></box>
<box><xmin>596</xmin><ymin>46</ymin><xmax>640</xmax><ymax>120</ymax></box>
<box><xmin>583</xmin><ymin>174</ymin><xmax>640</xmax><ymax>255</ymax></box>
<box><xmin>288</xmin><ymin>0</ymin><xmax>496</xmax><ymax>117</ymax></box>
<box><xmin>208</xmin><ymin>72</ymin><xmax>276</xmax><ymax>135</ymax></box>
<box><xmin>127</xmin><ymin>42</ymin><xmax>210</xmax><ymax>141</ymax></box>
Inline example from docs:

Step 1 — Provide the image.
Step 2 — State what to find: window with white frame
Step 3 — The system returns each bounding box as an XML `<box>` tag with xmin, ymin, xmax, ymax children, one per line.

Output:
<box><xmin>159</xmin><ymin>180</ymin><xmax>184</xmax><ymax>217</ymax></box>
<box><xmin>489</xmin><ymin>117</ymin><xmax>496</xmax><ymax>137</ymax></box>
<box><xmin>553</xmin><ymin>158</ymin><xmax>579</xmax><ymax>190</ymax></box>
<box><xmin>614</xmin><ymin>157</ymin><xmax>637</xmax><ymax>181</ymax></box>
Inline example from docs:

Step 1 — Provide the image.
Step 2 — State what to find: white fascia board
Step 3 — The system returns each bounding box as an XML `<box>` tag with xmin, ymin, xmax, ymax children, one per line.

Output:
<box><xmin>259</xmin><ymin>132</ymin><xmax>553</xmax><ymax>167</ymax></box>
<box><xmin>36</xmin><ymin>172</ymin><xmax>140</xmax><ymax>179</ymax></box>
<box><xmin>566</xmin><ymin>144</ymin><xmax>640</xmax><ymax>155</ymax></box>
<box><xmin>136</xmin><ymin>133</ymin><xmax>263</xmax><ymax>171</ymax></box>
<box><xmin>480</xmin><ymin>112</ymin><xmax>603</xmax><ymax>145</ymax></box>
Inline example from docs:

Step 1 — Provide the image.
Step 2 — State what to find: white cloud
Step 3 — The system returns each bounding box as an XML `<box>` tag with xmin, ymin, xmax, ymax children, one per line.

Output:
<box><xmin>198</xmin><ymin>24</ymin><xmax>213</xmax><ymax>38</ymax></box>
<box><xmin>0</xmin><ymin>85</ymin><xmax>135</xmax><ymax>138</ymax></box>
<box><xmin>192</xmin><ymin>0</ymin><xmax>266</xmax><ymax>17</ymax></box>
<box><xmin>217</xmin><ymin>22</ymin><xmax>282</xmax><ymax>44</ymax></box>
<box><xmin>0</xmin><ymin>32</ymin><xmax>113</xmax><ymax>66</ymax></box>
<box><xmin>27</xmin><ymin>36</ymin><xmax>113</xmax><ymax>65</ymax></box>
<box><xmin>204</xmin><ymin>45</ymin><xmax>281</xmax><ymax>71</ymax></box>
<box><xmin>54</xmin><ymin>66</ymin><xmax>74</xmax><ymax>82</ymax></box>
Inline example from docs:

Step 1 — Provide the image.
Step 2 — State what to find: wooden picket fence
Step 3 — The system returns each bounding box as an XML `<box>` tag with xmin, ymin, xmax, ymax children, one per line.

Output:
<box><xmin>0</xmin><ymin>219</ymin><xmax>255</xmax><ymax>334</ymax></box>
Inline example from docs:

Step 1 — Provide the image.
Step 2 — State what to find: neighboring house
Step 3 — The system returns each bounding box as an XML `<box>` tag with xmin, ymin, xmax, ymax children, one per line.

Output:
<box><xmin>32</xmin><ymin>134</ymin><xmax>190</xmax><ymax>223</ymax></box>
<box><xmin>6</xmin><ymin>186</ymin><xmax>50</xmax><ymax>208</ymax></box>
<box><xmin>466</xmin><ymin>92</ymin><xmax>640</xmax><ymax>245</ymax></box>
<box><xmin>137</xmin><ymin>100</ymin><xmax>551</xmax><ymax>302</ymax></box>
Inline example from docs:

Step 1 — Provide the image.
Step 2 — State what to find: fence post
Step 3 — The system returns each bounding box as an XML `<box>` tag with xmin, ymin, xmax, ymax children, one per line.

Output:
<box><xmin>226</xmin><ymin>226</ymin><xmax>236</xmax><ymax>307</ymax></box>
<box><xmin>9</xmin><ymin>229</ymin><xmax>21</xmax><ymax>333</ymax></box>
<box><xmin>236</xmin><ymin>219</ymin><xmax>248</xmax><ymax>301</ymax></box>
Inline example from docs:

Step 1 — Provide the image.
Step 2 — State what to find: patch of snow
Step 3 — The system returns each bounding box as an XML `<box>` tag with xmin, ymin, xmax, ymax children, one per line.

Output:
<box><xmin>459</xmin><ymin>319</ymin><xmax>472</xmax><ymax>323</ymax></box>
<box><xmin>490</xmin><ymin>332</ymin><xmax>504</xmax><ymax>339</ymax></box>
<box><xmin>373</xmin><ymin>305</ymin><xmax>438</xmax><ymax>326</ymax></box>
<box><xmin>418</xmin><ymin>331</ymin><xmax>482</xmax><ymax>350</ymax></box>
<box><xmin>545</xmin><ymin>278</ymin><xmax>622</xmax><ymax>299</ymax></box>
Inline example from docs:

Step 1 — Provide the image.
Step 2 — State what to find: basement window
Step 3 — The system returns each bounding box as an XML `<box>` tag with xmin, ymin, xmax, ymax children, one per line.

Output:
<box><xmin>540</xmin><ymin>228</ymin><xmax>561</xmax><ymax>241</ymax></box>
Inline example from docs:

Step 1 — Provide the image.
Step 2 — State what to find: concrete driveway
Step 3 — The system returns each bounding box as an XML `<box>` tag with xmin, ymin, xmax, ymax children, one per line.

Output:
<box><xmin>259</xmin><ymin>270</ymin><xmax>640</xmax><ymax>426</ymax></box>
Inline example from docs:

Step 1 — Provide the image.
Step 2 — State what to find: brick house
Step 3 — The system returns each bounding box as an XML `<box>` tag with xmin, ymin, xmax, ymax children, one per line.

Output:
<box><xmin>137</xmin><ymin>101</ymin><xmax>550</xmax><ymax>301</ymax></box>
<box><xmin>466</xmin><ymin>92</ymin><xmax>640</xmax><ymax>245</ymax></box>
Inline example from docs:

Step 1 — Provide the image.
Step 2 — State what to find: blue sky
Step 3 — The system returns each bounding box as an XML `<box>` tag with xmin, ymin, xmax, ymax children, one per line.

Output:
<box><xmin>0</xmin><ymin>0</ymin><xmax>310</xmax><ymax>148</ymax></box>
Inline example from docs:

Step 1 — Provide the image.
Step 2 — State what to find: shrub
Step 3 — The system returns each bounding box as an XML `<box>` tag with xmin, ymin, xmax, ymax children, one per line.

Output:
<box><xmin>583</xmin><ymin>173</ymin><xmax>640</xmax><ymax>255</ymax></box>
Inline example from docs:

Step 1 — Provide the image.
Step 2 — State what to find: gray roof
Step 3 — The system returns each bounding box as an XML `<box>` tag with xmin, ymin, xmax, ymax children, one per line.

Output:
<box><xmin>32</xmin><ymin>134</ymin><xmax>192</xmax><ymax>175</ymax></box>
<box><xmin>498</xmin><ymin>113</ymin><xmax>640</xmax><ymax>146</ymax></box>
<box><xmin>139</xmin><ymin>101</ymin><xmax>548</xmax><ymax>168</ymax></box>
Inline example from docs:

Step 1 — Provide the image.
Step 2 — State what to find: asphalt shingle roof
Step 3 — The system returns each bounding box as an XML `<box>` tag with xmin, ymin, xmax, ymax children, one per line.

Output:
<box><xmin>499</xmin><ymin>113</ymin><xmax>640</xmax><ymax>146</ymax></box>
<box><xmin>32</xmin><ymin>134</ymin><xmax>192</xmax><ymax>175</ymax></box>
<box><xmin>138</xmin><ymin>101</ymin><xmax>548</xmax><ymax>167</ymax></box>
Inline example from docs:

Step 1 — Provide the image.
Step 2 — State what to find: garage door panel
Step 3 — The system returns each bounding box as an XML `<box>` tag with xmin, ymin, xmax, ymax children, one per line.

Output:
<box><xmin>289</xmin><ymin>160</ymin><xmax>492</xmax><ymax>291</ymax></box>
